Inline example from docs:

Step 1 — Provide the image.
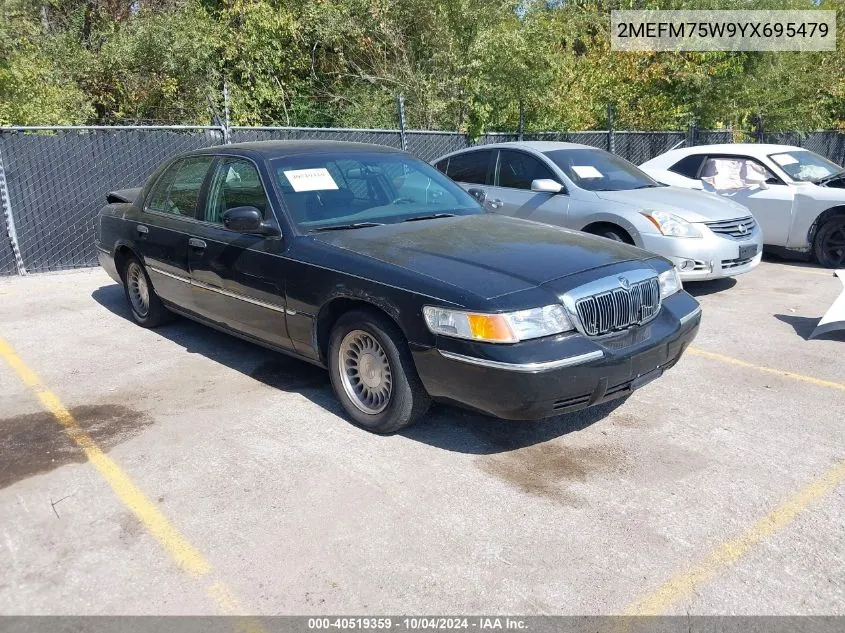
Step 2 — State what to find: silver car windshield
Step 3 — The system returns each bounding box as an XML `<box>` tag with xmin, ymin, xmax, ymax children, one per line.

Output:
<box><xmin>271</xmin><ymin>152</ymin><xmax>481</xmax><ymax>231</ymax></box>
<box><xmin>544</xmin><ymin>148</ymin><xmax>660</xmax><ymax>192</ymax></box>
<box><xmin>768</xmin><ymin>150</ymin><xmax>842</xmax><ymax>183</ymax></box>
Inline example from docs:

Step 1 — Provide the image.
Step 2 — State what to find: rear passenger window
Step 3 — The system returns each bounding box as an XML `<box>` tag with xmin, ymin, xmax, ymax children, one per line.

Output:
<box><xmin>668</xmin><ymin>155</ymin><xmax>705</xmax><ymax>179</ymax></box>
<box><xmin>496</xmin><ymin>150</ymin><xmax>556</xmax><ymax>189</ymax></box>
<box><xmin>146</xmin><ymin>156</ymin><xmax>214</xmax><ymax>217</ymax></box>
<box><xmin>446</xmin><ymin>150</ymin><xmax>492</xmax><ymax>184</ymax></box>
<box><xmin>434</xmin><ymin>158</ymin><xmax>449</xmax><ymax>174</ymax></box>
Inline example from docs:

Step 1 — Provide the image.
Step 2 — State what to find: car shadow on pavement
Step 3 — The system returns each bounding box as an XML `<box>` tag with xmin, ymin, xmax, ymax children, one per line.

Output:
<box><xmin>92</xmin><ymin>283</ymin><xmax>337</xmax><ymax>405</ymax></box>
<box><xmin>683</xmin><ymin>278</ymin><xmax>737</xmax><ymax>297</ymax></box>
<box><xmin>775</xmin><ymin>313</ymin><xmax>845</xmax><ymax>342</ymax></box>
<box><xmin>93</xmin><ymin>283</ymin><xmax>622</xmax><ymax>454</ymax></box>
<box><xmin>401</xmin><ymin>399</ymin><xmax>626</xmax><ymax>454</ymax></box>
<box><xmin>761</xmin><ymin>251</ymin><xmax>815</xmax><ymax>268</ymax></box>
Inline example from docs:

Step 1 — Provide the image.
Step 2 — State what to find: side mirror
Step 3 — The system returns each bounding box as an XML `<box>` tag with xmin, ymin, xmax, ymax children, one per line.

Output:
<box><xmin>467</xmin><ymin>188</ymin><xmax>487</xmax><ymax>204</ymax></box>
<box><xmin>530</xmin><ymin>179</ymin><xmax>563</xmax><ymax>194</ymax></box>
<box><xmin>222</xmin><ymin>206</ymin><xmax>280</xmax><ymax>236</ymax></box>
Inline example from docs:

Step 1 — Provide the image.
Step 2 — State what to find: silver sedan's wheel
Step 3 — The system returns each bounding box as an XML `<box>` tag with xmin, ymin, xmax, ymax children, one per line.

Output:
<box><xmin>126</xmin><ymin>261</ymin><xmax>150</xmax><ymax>318</ymax></box>
<box><xmin>338</xmin><ymin>329</ymin><xmax>393</xmax><ymax>414</ymax></box>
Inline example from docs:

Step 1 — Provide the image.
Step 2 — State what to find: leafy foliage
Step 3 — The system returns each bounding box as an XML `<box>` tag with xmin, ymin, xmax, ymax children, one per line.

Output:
<box><xmin>0</xmin><ymin>0</ymin><xmax>842</xmax><ymax>132</ymax></box>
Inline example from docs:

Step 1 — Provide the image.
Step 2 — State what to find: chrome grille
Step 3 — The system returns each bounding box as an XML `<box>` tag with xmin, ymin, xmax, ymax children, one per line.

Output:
<box><xmin>705</xmin><ymin>216</ymin><xmax>757</xmax><ymax>239</ymax></box>
<box><xmin>721</xmin><ymin>256</ymin><xmax>755</xmax><ymax>270</ymax></box>
<box><xmin>575</xmin><ymin>277</ymin><xmax>660</xmax><ymax>337</ymax></box>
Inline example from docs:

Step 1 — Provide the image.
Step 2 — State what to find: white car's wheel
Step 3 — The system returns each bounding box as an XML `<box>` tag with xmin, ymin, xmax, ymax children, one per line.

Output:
<box><xmin>814</xmin><ymin>217</ymin><xmax>845</xmax><ymax>268</ymax></box>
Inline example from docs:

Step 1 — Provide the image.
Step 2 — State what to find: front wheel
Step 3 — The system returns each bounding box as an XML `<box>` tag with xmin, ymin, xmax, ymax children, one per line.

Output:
<box><xmin>328</xmin><ymin>309</ymin><xmax>431</xmax><ymax>434</ymax></box>
<box><xmin>813</xmin><ymin>217</ymin><xmax>845</xmax><ymax>268</ymax></box>
<box><xmin>588</xmin><ymin>226</ymin><xmax>632</xmax><ymax>244</ymax></box>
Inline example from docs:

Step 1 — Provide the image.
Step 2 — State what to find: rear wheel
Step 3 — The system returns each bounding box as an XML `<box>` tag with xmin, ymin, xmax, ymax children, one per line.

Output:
<box><xmin>813</xmin><ymin>217</ymin><xmax>845</xmax><ymax>268</ymax></box>
<box><xmin>122</xmin><ymin>256</ymin><xmax>172</xmax><ymax>327</ymax></box>
<box><xmin>328</xmin><ymin>309</ymin><xmax>431</xmax><ymax>434</ymax></box>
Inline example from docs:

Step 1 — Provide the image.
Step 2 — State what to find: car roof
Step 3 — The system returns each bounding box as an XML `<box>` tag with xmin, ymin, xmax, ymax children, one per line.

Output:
<box><xmin>665</xmin><ymin>143</ymin><xmax>804</xmax><ymax>157</ymax></box>
<box><xmin>185</xmin><ymin>140</ymin><xmax>404</xmax><ymax>159</ymax></box>
<box><xmin>438</xmin><ymin>140</ymin><xmax>596</xmax><ymax>159</ymax></box>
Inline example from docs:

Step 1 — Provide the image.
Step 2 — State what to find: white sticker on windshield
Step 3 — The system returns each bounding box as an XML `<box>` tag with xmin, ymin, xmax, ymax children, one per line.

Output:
<box><xmin>771</xmin><ymin>154</ymin><xmax>799</xmax><ymax>166</ymax></box>
<box><xmin>571</xmin><ymin>165</ymin><xmax>603</xmax><ymax>179</ymax></box>
<box><xmin>283</xmin><ymin>168</ymin><xmax>339</xmax><ymax>192</ymax></box>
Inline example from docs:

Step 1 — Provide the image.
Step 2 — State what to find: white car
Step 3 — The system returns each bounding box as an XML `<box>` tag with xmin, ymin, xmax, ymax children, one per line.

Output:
<box><xmin>641</xmin><ymin>144</ymin><xmax>845</xmax><ymax>268</ymax></box>
<box><xmin>433</xmin><ymin>142</ymin><xmax>763</xmax><ymax>281</ymax></box>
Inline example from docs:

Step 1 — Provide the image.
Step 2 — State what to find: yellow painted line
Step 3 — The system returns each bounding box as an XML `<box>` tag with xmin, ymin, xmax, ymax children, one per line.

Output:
<box><xmin>624</xmin><ymin>459</ymin><xmax>845</xmax><ymax>615</ymax></box>
<box><xmin>0</xmin><ymin>336</ymin><xmax>251</xmax><ymax>615</ymax></box>
<box><xmin>688</xmin><ymin>347</ymin><xmax>845</xmax><ymax>392</ymax></box>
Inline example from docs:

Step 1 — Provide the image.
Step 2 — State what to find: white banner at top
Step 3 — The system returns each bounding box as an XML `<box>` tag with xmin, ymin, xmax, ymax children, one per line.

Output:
<box><xmin>611</xmin><ymin>10</ymin><xmax>837</xmax><ymax>52</ymax></box>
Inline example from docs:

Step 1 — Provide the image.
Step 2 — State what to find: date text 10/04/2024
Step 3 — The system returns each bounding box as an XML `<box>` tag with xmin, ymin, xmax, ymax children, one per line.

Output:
<box><xmin>307</xmin><ymin>618</ymin><xmax>528</xmax><ymax>630</ymax></box>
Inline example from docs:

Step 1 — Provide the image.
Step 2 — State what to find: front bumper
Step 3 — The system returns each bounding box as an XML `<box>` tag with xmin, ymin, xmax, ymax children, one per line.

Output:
<box><xmin>412</xmin><ymin>291</ymin><xmax>701</xmax><ymax>421</ymax></box>
<box><xmin>640</xmin><ymin>227</ymin><xmax>763</xmax><ymax>281</ymax></box>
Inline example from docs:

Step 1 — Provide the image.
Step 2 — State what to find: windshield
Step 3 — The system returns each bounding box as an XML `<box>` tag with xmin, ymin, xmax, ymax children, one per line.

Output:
<box><xmin>768</xmin><ymin>150</ymin><xmax>843</xmax><ymax>182</ymax></box>
<box><xmin>543</xmin><ymin>148</ymin><xmax>660</xmax><ymax>192</ymax></box>
<box><xmin>271</xmin><ymin>152</ymin><xmax>481</xmax><ymax>231</ymax></box>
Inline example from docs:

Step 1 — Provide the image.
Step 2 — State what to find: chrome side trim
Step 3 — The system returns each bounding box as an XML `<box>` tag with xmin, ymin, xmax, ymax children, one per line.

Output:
<box><xmin>96</xmin><ymin>245</ymin><xmax>111</xmax><ymax>255</ymax></box>
<box><xmin>438</xmin><ymin>349</ymin><xmax>603</xmax><ymax>373</ymax></box>
<box><xmin>191</xmin><ymin>278</ymin><xmax>286</xmax><ymax>314</ymax></box>
<box><xmin>147</xmin><ymin>265</ymin><xmax>287</xmax><ymax>314</ymax></box>
<box><xmin>679</xmin><ymin>306</ymin><xmax>702</xmax><ymax>325</ymax></box>
<box><xmin>147</xmin><ymin>265</ymin><xmax>191</xmax><ymax>283</ymax></box>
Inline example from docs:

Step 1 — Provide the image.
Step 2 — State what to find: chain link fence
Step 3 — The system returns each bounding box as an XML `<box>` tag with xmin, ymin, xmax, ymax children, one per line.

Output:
<box><xmin>0</xmin><ymin>127</ymin><xmax>224</xmax><ymax>275</ymax></box>
<box><xmin>0</xmin><ymin>125</ymin><xmax>843</xmax><ymax>275</ymax></box>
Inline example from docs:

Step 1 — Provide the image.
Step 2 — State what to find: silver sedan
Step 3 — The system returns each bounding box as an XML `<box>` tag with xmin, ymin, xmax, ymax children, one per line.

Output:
<box><xmin>433</xmin><ymin>141</ymin><xmax>763</xmax><ymax>281</ymax></box>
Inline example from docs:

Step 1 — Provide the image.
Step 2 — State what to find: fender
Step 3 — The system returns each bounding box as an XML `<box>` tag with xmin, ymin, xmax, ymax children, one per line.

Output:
<box><xmin>578</xmin><ymin>212</ymin><xmax>647</xmax><ymax>247</ymax></box>
<box><xmin>806</xmin><ymin>204</ymin><xmax>845</xmax><ymax>250</ymax></box>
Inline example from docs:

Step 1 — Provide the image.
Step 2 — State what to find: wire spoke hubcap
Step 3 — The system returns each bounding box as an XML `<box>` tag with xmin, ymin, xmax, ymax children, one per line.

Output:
<box><xmin>339</xmin><ymin>330</ymin><xmax>393</xmax><ymax>415</ymax></box>
<box><xmin>127</xmin><ymin>263</ymin><xmax>150</xmax><ymax>317</ymax></box>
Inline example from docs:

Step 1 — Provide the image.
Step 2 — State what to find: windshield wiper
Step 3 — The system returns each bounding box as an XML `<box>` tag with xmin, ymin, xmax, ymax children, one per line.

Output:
<box><xmin>815</xmin><ymin>169</ymin><xmax>845</xmax><ymax>184</ymax></box>
<box><xmin>310</xmin><ymin>222</ymin><xmax>384</xmax><ymax>232</ymax></box>
<box><xmin>631</xmin><ymin>184</ymin><xmax>661</xmax><ymax>189</ymax></box>
<box><xmin>400</xmin><ymin>213</ymin><xmax>456</xmax><ymax>223</ymax></box>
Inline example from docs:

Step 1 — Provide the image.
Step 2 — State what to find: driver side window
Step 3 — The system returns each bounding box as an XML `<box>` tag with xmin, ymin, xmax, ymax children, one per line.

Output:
<box><xmin>496</xmin><ymin>150</ymin><xmax>556</xmax><ymax>190</ymax></box>
<box><xmin>700</xmin><ymin>156</ymin><xmax>780</xmax><ymax>190</ymax></box>
<box><xmin>204</xmin><ymin>158</ymin><xmax>269</xmax><ymax>225</ymax></box>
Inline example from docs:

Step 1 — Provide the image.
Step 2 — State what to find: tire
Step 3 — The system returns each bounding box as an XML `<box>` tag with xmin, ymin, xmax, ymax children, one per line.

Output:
<box><xmin>813</xmin><ymin>216</ymin><xmax>845</xmax><ymax>268</ymax></box>
<box><xmin>592</xmin><ymin>227</ymin><xmax>630</xmax><ymax>243</ymax></box>
<box><xmin>121</xmin><ymin>255</ymin><xmax>172</xmax><ymax>328</ymax></box>
<box><xmin>328</xmin><ymin>309</ymin><xmax>431</xmax><ymax>434</ymax></box>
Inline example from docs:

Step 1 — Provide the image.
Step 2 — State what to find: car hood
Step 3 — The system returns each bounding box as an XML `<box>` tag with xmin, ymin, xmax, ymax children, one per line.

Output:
<box><xmin>796</xmin><ymin>181</ymin><xmax>845</xmax><ymax>201</ymax></box>
<box><xmin>594</xmin><ymin>186</ymin><xmax>751</xmax><ymax>222</ymax></box>
<box><xmin>312</xmin><ymin>214</ymin><xmax>651</xmax><ymax>300</ymax></box>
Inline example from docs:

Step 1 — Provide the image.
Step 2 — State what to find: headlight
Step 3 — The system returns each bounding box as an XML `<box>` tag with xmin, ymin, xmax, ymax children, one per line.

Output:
<box><xmin>641</xmin><ymin>210</ymin><xmax>702</xmax><ymax>238</ymax></box>
<box><xmin>423</xmin><ymin>305</ymin><xmax>573</xmax><ymax>343</ymax></box>
<box><xmin>658</xmin><ymin>268</ymin><xmax>683</xmax><ymax>298</ymax></box>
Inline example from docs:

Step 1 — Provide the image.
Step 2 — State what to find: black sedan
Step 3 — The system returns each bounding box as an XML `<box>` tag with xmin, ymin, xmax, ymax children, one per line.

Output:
<box><xmin>96</xmin><ymin>141</ymin><xmax>702</xmax><ymax>433</ymax></box>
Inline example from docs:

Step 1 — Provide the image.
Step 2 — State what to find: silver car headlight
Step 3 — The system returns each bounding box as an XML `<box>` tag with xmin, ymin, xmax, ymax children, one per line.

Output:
<box><xmin>423</xmin><ymin>305</ymin><xmax>573</xmax><ymax>343</ymax></box>
<box><xmin>658</xmin><ymin>268</ymin><xmax>683</xmax><ymax>298</ymax></box>
<box><xmin>641</xmin><ymin>210</ymin><xmax>702</xmax><ymax>238</ymax></box>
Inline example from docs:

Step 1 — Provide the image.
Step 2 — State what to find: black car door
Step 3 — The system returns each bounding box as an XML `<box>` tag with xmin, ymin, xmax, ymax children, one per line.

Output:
<box><xmin>187</xmin><ymin>156</ymin><xmax>293</xmax><ymax>350</ymax></box>
<box><xmin>138</xmin><ymin>155</ymin><xmax>215</xmax><ymax>310</ymax></box>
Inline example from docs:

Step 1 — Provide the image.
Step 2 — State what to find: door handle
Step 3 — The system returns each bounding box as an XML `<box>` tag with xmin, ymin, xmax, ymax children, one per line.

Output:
<box><xmin>188</xmin><ymin>238</ymin><xmax>207</xmax><ymax>249</ymax></box>
<box><xmin>488</xmin><ymin>198</ymin><xmax>503</xmax><ymax>210</ymax></box>
<box><xmin>136</xmin><ymin>225</ymin><xmax>149</xmax><ymax>235</ymax></box>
